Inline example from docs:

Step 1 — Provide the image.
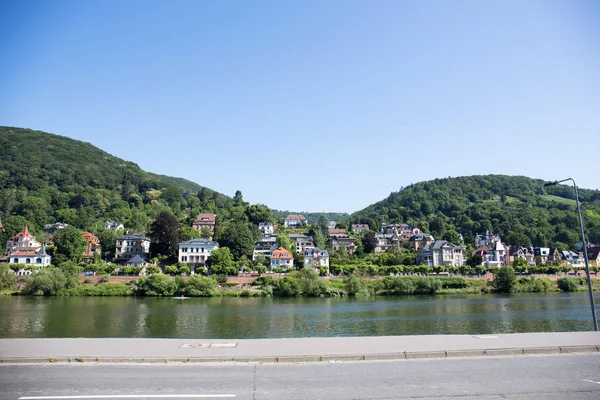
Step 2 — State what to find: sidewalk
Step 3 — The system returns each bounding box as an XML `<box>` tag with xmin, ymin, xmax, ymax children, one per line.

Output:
<box><xmin>1</xmin><ymin>332</ymin><xmax>599</xmax><ymax>363</ymax></box>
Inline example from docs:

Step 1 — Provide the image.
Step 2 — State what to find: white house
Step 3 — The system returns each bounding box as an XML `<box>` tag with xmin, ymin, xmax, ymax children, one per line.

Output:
<box><xmin>115</xmin><ymin>234</ymin><xmax>150</xmax><ymax>263</ymax></box>
<box><xmin>258</xmin><ymin>222</ymin><xmax>274</xmax><ymax>235</ymax></box>
<box><xmin>104</xmin><ymin>221</ymin><xmax>124</xmax><ymax>230</ymax></box>
<box><xmin>7</xmin><ymin>225</ymin><xmax>52</xmax><ymax>271</ymax></box>
<box><xmin>284</xmin><ymin>214</ymin><xmax>307</xmax><ymax>228</ymax></box>
<box><xmin>252</xmin><ymin>235</ymin><xmax>278</xmax><ymax>260</ymax></box>
<box><xmin>351</xmin><ymin>224</ymin><xmax>369</xmax><ymax>233</ymax></box>
<box><xmin>417</xmin><ymin>240</ymin><xmax>464</xmax><ymax>267</ymax></box>
<box><xmin>304</xmin><ymin>248</ymin><xmax>329</xmax><ymax>274</ymax></box>
<box><xmin>178</xmin><ymin>238</ymin><xmax>219</xmax><ymax>271</ymax></box>
<box><xmin>270</xmin><ymin>247</ymin><xmax>294</xmax><ymax>270</ymax></box>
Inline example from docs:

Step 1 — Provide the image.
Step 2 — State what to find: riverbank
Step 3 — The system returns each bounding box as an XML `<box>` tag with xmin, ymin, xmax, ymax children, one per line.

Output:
<box><xmin>16</xmin><ymin>267</ymin><xmax>600</xmax><ymax>297</ymax></box>
<box><xmin>1</xmin><ymin>332</ymin><xmax>599</xmax><ymax>363</ymax></box>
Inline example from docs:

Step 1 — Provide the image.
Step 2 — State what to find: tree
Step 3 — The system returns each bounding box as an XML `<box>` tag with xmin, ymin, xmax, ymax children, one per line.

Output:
<box><xmin>245</xmin><ymin>204</ymin><xmax>276</xmax><ymax>225</ymax></box>
<box><xmin>148</xmin><ymin>211</ymin><xmax>180</xmax><ymax>258</ymax></box>
<box><xmin>206</xmin><ymin>247</ymin><xmax>236</xmax><ymax>275</ymax></box>
<box><xmin>492</xmin><ymin>266</ymin><xmax>517</xmax><ymax>293</ymax></box>
<box><xmin>362</xmin><ymin>231</ymin><xmax>379</xmax><ymax>254</ymax></box>
<box><xmin>52</xmin><ymin>226</ymin><xmax>87</xmax><ymax>264</ymax></box>
<box><xmin>200</xmin><ymin>227</ymin><xmax>213</xmax><ymax>239</ymax></box>
<box><xmin>179</xmin><ymin>226</ymin><xmax>201</xmax><ymax>242</ymax></box>
<box><xmin>276</xmin><ymin>234</ymin><xmax>295</xmax><ymax>254</ymax></box>
<box><xmin>233</xmin><ymin>190</ymin><xmax>244</xmax><ymax>207</ymax></box>
<box><xmin>97</xmin><ymin>229</ymin><xmax>120</xmax><ymax>261</ymax></box>
<box><xmin>317</xmin><ymin>215</ymin><xmax>329</xmax><ymax>235</ymax></box>
<box><xmin>443</xmin><ymin>230</ymin><xmax>462</xmax><ymax>245</ymax></box>
<box><xmin>466</xmin><ymin>254</ymin><xmax>483</xmax><ymax>268</ymax></box>
<box><xmin>219</xmin><ymin>221</ymin><xmax>255</xmax><ymax>260</ymax></box>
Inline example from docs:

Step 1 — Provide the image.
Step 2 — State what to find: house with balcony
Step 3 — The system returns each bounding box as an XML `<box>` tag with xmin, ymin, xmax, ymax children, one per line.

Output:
<box><xmin>416</xmin><ymin>240</ymin><xmax>464</xmax><ymax>267</ymax></box>
<box><xmin>270</xmin><ymin>247</ymin><xmax>294</xmax><ymax>270</ymax></box>
<box><xmin>252</xmin><ymin>235</ymin><xmax>278</xmax><ymax>260</ymax></box>
<box><xmin>509</xmin><ymin>246</ymin><xmax>536</xmax><ymax>266</ymax></box>
<box><xmin>193</xmin><ymin>213</ymin><xmax>217</xmax><ymax>233</ymax></box>
<box><xmin>178</xmin><ymin>238</ymin><xmax>219</xmax><ymax>272</ymax></box>
<box><xmin>473</xmin><ymin>241</ymin><xmax>508</xmax><ymax>267</ymax></box>
<box><xmin>328</xmin><ymin>233</ymin><xmax>356</xmax><ymax>255</ymax></box>
<box><xmin>115</xmin><ymin>234</ymin><xmax>150</xmax><ymax>265</ymax></box>
<box><xmin>533</xmin><ymin>247</ymin><xmax>551</xmax><ymax>266</ymax></box>
<box><xmin>304</xmin><ymin>248</ymin><xmax>329</xmax><ymax>274</ymax></box>
<box><xmin>284</xmin><ymin>214</ymin><xmax>307</xmax><ymax>228</ymax></box>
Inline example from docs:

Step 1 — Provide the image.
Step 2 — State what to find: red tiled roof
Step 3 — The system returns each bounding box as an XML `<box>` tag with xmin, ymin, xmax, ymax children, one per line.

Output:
<box><xmin>328</xmin><ymin>229</ymin><xmax>347</xmax><ymax>235</ymax></box>
<box><xmin>13</xmin><ymin>225</ymin><xmax>33</xmax><ymax>240</ymax></box>
<box><xmin>12</xmin><ymin>250</ymin><xmax>38</xmax><ymax>256</ymax></box>
<box><xmin>83</xmin><ymin>232</ymin><xmax>99</xmax><ymax>243</ymax></box>
<box><xmin>271</xmin><ymin>247</ymin><xmax>293</xmax><ymax>259</ymax></box>
<box><xmin>196</xmin><ymin>213</ymin><xmax>216</xmax><ymax>222</ymax></box>
<box><xmin>285</xmin><ymin>214</ymin><xmax>306</xmax><ymax>221</ymax></box>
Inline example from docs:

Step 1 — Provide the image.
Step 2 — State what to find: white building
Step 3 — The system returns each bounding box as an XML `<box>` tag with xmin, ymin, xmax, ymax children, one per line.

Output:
<box><xmin>304</xmin><ymin>248</ymin><xmax>329</xmax><ymax>274</ymax></box>
<box><xmin>258</xmin><ymin>222</ymin><xmax>274</xmax><ymax>235</ymax></box>
<box><xmin>270</xmin><ymin>247</ymin><xmax>294</xmax><ymax>270</ymax></box>
<box><xmin>115</xmin><ymin>234</ymin><xmax>150</xmax><ymax>263</ymax></box>
<box><xmin>284</xmin><ymin>214</ymin><xmax>307</xmax><ymax>228</ymax></box>
<box><xmin>178</xmin><ymin>239</ymin><xmax>219</xmax><ymax>271</ymax></box>
<box><xmin>253</xmin><ymin>235</ymin><xmax>278</xmax><ymax>260</ymax></box>
<box><xmin>104</xmin><ymin>221</ymin><xmax>124</xmax><ymax>230</ymax></box>
<box><xmin>6</xmin><ymin>225</ymin><xmax>52</xmax><ymax>272</ymax></box>
<box><xmin>416</xmin><ymin>240</ymin><xmax>464</xmax><ymax>267</ymax></box>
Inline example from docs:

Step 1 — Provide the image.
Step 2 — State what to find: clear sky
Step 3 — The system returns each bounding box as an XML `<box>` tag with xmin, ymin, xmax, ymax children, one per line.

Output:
<box><xmin>1</xmin><ymin>0</ymin><xmax>599</xmax><ymax>213</ymax></box>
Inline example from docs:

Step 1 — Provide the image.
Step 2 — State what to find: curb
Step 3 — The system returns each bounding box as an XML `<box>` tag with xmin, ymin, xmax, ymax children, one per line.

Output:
<box><xmin>1</xmin><ymin>346</ymin><xmax>598</xmax><ymax>364</ymax></box>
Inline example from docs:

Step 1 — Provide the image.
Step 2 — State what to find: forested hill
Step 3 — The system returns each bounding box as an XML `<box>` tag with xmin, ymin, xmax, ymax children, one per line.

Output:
<box><xmin>347</xmin><ymin>175</ymin><xmax>600</xmax><ymax>249</ymax></box>
<box><xmin>0</xmin><ymin>126</ymin><xmax>228</xmax><ymax>240</ymax></box>
<box><xmin>273</xmin><ymin>211</ymin><xmax>349</xmax><ymax>225</ymax></box>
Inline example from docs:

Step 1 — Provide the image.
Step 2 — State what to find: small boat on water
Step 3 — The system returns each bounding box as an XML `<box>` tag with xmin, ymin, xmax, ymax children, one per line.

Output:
<box><xmin>173</xmin><ymin>295</ymin><xmax>190</xmax><ymax>299</ymax></box>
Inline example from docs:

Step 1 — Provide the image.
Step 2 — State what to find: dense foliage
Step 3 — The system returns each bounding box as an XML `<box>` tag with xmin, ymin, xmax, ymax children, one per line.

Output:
<box><xmin>348</xmin><ymin>175</ymin><xmax>600</xmax><ymax>249</ymax></box>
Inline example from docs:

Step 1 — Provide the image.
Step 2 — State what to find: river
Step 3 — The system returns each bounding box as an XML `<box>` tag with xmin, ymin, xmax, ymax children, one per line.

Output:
<box><xmin>0</xmin><ymin>293</ymin><xmax>594</xmax><ymax>338</ymax></box>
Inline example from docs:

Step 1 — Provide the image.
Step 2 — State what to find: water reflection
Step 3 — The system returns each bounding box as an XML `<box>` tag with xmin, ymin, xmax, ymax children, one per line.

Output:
<box><xmin>0</xmin><ymin>293</ymin><xmax>594</xmax><ymax>338</ymax></box>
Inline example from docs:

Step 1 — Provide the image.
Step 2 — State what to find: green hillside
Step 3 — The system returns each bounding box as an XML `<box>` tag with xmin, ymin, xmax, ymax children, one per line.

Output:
<box><xmin>348</xmin><ymin>175</ymin><xmax>600</xmax><ymax>249</ymax></box>
<box><xmin>0</xmin><ymin>126</ymin><xmax>229</xmax><ymax>241</ymax></box>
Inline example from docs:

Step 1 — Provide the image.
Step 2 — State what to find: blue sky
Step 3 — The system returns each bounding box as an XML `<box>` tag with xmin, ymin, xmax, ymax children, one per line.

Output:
<box><xmin>1</xmin><ymin>0</ymin><xmax>599</xmax><ymax>213</ymax></box>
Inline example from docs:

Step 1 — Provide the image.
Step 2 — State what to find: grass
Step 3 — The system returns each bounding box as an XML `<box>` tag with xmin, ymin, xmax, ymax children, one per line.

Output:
<box><xmin>540</xmin><ymin>195</ymin><xmax>576</xmax><ymax>206</ymax></box>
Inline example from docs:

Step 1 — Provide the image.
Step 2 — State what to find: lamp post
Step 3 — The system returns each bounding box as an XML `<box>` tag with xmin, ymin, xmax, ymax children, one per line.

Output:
<box><xmin>544</xmin><ymin>178</ymin><xmax>598</xmax><ymax>331</ymax></box>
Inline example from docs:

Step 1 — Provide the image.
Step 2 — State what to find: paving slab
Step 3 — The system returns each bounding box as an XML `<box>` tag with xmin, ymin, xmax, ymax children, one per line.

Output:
<box><xmin>0</xmin><ymin>332</ymin><xmax>599</xmax><ymax>363</ymax></box>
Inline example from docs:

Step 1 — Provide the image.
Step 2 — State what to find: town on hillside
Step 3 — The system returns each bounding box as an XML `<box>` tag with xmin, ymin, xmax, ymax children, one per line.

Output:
<box><xmin>2</xmin><ymin>212</ymin><xmax>599</xmax><ymax>278</ymax></box>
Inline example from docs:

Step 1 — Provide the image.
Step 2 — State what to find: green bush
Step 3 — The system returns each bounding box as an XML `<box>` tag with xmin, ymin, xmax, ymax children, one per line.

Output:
<box><xmin>60</xmin><ymin>283</ymin><xmax>133</xmax><ymax>296</ymax></box>
<box><xmin>186</xmin><ymin>275</ymin><xmax>217</xmax><ymax>297</ymax></box>
<box><xmin>137</xmin><ymin>274</ymin><xmax>177</xmax><ymax>296</ymax></box>
<box><xmin>557</xmin><ymin>277</ymin><xmax>580</xmax><ymax>292</ymax></box>
<box><xmin>438</xmin><ymin>277</ymin><xmax>469</xmax><ymax>289</ymax></box>
<box><xmin>22</xmin><ymin>268</ymin><xmax>78</xmax><ymax>296</ymax></box>
<box><xmin>492</xmin><ymin>266</ymin><xmax>517</xmax><ymax>293</ymax></box>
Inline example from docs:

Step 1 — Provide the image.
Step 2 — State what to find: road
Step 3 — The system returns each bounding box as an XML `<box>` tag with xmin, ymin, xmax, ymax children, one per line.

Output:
<box><xmin>1</xmin><ymin>354</ymin><xmax>600</xmax><ymax>400</ymax></box>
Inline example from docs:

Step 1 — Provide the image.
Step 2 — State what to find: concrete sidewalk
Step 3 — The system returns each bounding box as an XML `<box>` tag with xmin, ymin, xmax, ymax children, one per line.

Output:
<box><xmin>1</xmin><ymin>332</ymin><xmax>599</xmax><ymax>363</ymax></box>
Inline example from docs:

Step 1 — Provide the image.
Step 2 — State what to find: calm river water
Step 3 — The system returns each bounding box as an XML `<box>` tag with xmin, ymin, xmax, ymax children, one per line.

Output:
<box><xmin>0</xmin><ymin>293</ymin><xmax>595</xmax><ymax>338</ymax></box>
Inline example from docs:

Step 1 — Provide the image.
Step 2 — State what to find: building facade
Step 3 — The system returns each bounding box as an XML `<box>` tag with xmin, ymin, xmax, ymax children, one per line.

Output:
<box><xmin>304</xmin><ymin>248</ymin><xmax>329</xmax><ymax>274</ymax></box>
<box><xmin>178</xmin><ymin>239</ymin><xmax>219</xmax><ymax>271</ymax></box>
<box><xmin>258</xmin><ymin>222</ymin><xmax>274</xmax><ymax>235</ymax></box>
<box><xmin>115</xmin><ymin>234</ymin><xmax>150</xmax><ymax>263</ymax></box>
<box><xmin>284</xmin><ymin>214</ymin><xmax>307</xmax><ymax>228</ymax></box>
<box><xmin>417</xmin><ymin>240</ymin><xmax>464</xmax><ymax>267</ymax></box>
<box><xmin>192</xmin><ymin>213</ymin><xmax>217</xmax><ymax>232</ymax></box>
<box><xmin>270</xmin><ymin>247</ymin><xmax>294</xmax><ymax>269</ymax></box>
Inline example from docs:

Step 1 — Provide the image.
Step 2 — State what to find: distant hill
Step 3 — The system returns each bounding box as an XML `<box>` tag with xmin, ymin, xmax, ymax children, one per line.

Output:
<box><xmin>0</xmin><ymin>126</ymin><xmax>228</xmax><ymax>239</ymax></box>
<box><xmin>348</xmin><ymin>175</ymin><xmax>600</xmax><ymax>249</ymax></box>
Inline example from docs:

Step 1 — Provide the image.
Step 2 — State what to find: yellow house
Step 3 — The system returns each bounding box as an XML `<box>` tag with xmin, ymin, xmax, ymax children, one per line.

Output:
<box><xmin>587</xmin><ymin>247</ymin><xmax>600</xmax><ymax>267</ymax></box>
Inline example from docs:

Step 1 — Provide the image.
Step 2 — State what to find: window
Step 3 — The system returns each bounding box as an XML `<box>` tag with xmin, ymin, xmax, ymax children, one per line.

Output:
<box><xmin>36</xmin><ymin>258</ymin><xmax>42</xmax><ymax>264</ymax></box>
<box><xmin>26</xmin><ymin>258</ymin><xmax>31</xmax><ymax>264</ymax></box>
<box><xmin>13</xmin><ymin>258</ymin><xmax>18</xmax><ymax>263</ymax></box>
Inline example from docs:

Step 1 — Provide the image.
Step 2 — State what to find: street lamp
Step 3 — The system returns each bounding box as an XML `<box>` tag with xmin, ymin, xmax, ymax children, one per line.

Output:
<box><xmin>544</xmin><ymin>178</ymin><xmax>598</xmax><ymax>331</ymax></box>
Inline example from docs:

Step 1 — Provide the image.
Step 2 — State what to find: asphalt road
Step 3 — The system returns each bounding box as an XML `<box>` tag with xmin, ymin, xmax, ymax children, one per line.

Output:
<box><xmin>1</xmin><ymin>354</ymin><xmax>600</xmax><ymax>400</ymax></box>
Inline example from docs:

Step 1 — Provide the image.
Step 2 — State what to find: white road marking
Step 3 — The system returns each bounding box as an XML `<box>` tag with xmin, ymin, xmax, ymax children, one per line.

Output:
<box><xmin>19</xmin><ymin>395</ymin><xmax>235</xmax><ymax>399</ymax></box>
<box><xmin>582</xmin><ymin>379</ymin><xmax>600</xmax><ymax>385</ymax></box>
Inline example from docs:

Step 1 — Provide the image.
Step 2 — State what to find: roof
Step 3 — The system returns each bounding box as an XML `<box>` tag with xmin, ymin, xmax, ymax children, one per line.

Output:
<box><xmin>12</xmin><ymin>250</ymin><xmax>38</xmax><ymax>257</ymax></box>
<box><xmin>287</xmin><ymin>234</ymin><xmax>310</xmax><ymax>239</ymax></box>
<box><xmin>271</xmin><ymin>247</ymin><xmax>293</xmax><ymax>259</ymax></box>
<box><xmin>83</xmin><ymin>232</ymin><xmax>99</xmax><ymax>242</ymax></box>
<box><xmin>328</xmin><ymin>229</ymin><xmax>347</xmax><ymax>235</ymax></box>
<box><xmin>588</xmin><ymin>247</ymin><xmax>600</xmax><ymax>260</ymax></box>
<box><xmin>258</xmin><ymin>222</ymin><xmax>273</xmax><ymax>226</ymax></box>
<box><xmin>352</xmin><ymin>224</ymin><xmax>369</xmax><ymax>228</ymax></box>
<box><xmin>13</xmin><ymin>225</ymin><xmax>33</xmax><ymax>240</ymax></box>
<box><xmin>43</xmin><ymin>222</ymin><xmax>68</xmax><ymax>230</ymax></box>
<box><xmin>117</xmin><ymin>234</ymin><xmax>149</xmax><ymax>240</ymax></box>
<box><xmin>179</xmin><ymin>239</ymin><xmax>219</xmax><ymax>246</ymax></box>
<box><xmin>127</xmin><ymin>255</ymin><xmax>147</xmax><ymax>263</ymax></box>
<box><xmin>195</xmin><ymin>213</ymin><xmax>216</xmax><ymax>222</ymax></box>
<box><xmin>285</xmin><ymin>214</ymin><xmax>306</xmax><ymax>221</ymax></box>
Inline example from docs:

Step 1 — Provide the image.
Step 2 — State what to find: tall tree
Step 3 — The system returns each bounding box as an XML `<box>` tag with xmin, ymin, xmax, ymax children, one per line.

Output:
<box><xmin>362</xmin><ymin>231</ymin><xmax>379</xmax><ymax>254</ymax></box>
<box><xmin>233</xmin><ymin>190</ymin><xmax>244</xmax><ymax>207</ymax></box>
<box><xmin>148</xmin><ymin>211</ymin><xmax>180</xmax><ymax>258</ymax></box>
<box><xmin>219</xmin><ymin>221</ymin><xmax>254</xmax><ymax>260</ymax></box>
<box><xmin>206</xmin><ymin>246</ymin><xmax>236</xmax><ymax>275</ymax></box>
<box><xmin>52</xmin><ymin>226</ymin><xmax>87</xmax><ymax>264</ymax></box>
